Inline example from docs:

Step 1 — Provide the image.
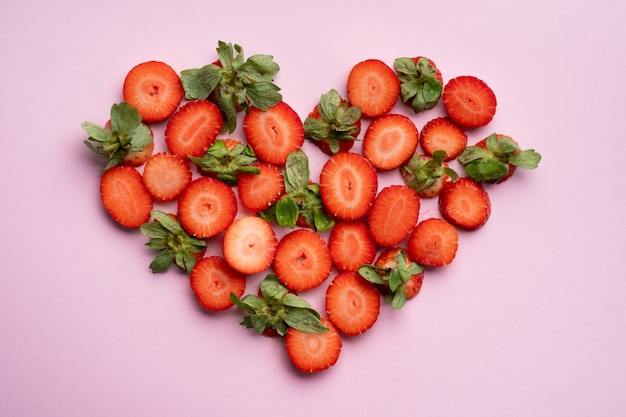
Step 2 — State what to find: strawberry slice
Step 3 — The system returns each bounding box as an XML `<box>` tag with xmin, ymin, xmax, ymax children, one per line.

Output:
<box><xmin>99</xmin><ymin>165</ymin><xmax>153</xmax><ymax>228</ymax></box>
<box><xmin>319</xmin><ymin>152</ymin><xmax>378</xmax><ymax>221</ymax></box>
<box><xmin>222</xmin><ymin>216</ymin><xmax>278</xmax><ymax>275</ymax></box>
<box><xmin>273</xmin><ymin>229</ymin><xmax>333</xmax><ymax>291</ymax></box>
<box><xmin>177</xmin><ymin>177</ymin><xmax>238</xmax><ymax>238</ymax></box>
<box><xmin>363</xmin><ymin>113</ymin><xmax>419</xmax><ymax>170</ymax></box>
<box><xmin>368</xmin><ymin>185</ymin><xmax>420</xmax><ymax>247</ymax></box>
<box><xmin>347</xmin><ymin>59</ymin><xmax>400</xmax><ymax>118</ymax></box>
<box><xmin>122</xmin><ymin>61</ymin><xmax>184</xmax><ymax>123</ymax></box>
<box><xmin>442</xmin><ymin>75</ymin><xmax>497</xmax><ymax>128</ymax></box>
<box><xmin>237</xmin><ymin>162</ymin><xmax>285</xmax><ymax>212</ymax></box>
<box><xmin>325</xmin><ymin>271</ymin><xmax>380</xmax><ymax>336</ymax></box>
<box><xmin>328</xmin><ymin>220</ymin><xmax>376</xmax><ymax>272</ymax></box>
<box><xmin>142</xmin><ymin>152</ymin><xmax>192</xmax><ymax>201</ymax></box>
<box><xmin>407</xmin><ymin>218</ymin><xmax>459</xmax><ymax>267</ymax></box>
<box><xmin>165</xmin><ymin>100</ymin><xmax>224</xmax><ymax>160</ymax></box>
<box><xmin>419</xmin><ymin>117</ymin><xmax>468</xmax><ymax>161</ymax></box>
<box><xmin>285</xmin><ymin>318</ymin><xmax>342</xmax><ymax>373</ymax></box>
<box><xmin>438</xmin><ymin>177</ymin><xmax>491</xmax><ymax>230</ymax></box>
<box><xmin>243</xmin><ymin>101</ymin><xmax>304</xmax><ymax>165</ymax></box>
<box><xmin>190</xmin><ymin>256</ymin><xmax>247</xmax><ymax>311</ymax></box>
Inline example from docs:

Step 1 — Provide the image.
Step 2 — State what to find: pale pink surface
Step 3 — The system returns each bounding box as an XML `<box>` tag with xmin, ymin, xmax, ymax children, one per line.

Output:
<box><xmin>1</xmin><ymin>0</ymin><xmax>624</xmax><ymax>416</ymax></box>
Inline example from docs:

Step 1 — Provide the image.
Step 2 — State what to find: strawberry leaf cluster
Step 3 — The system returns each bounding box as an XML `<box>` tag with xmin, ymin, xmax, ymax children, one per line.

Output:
<box><xmin>394</xmin><ymin>57</ymin><xmax>443</xmax><ymax>114</ymax></box>
<box><xmin>180</xmin><ymin>41</ymin><xmax>282</xmax><ymax>134</ymax></box>
<box><xmin>188</xmin><ymin>140</ymin><xmax>260</xmax><ymax>185</ymax></box>
<box><xmin>401</xmin><ymin>150</ymin><xmax>460</xmax><ymax>193</ymax></box>
<box><xmin>82</xmin><ymin>102</ymin><xmax>153</xmax><ymax>171</ymax></box>
<box><xmin>230</xmin><ymin>274</ymin><xmax>328</xmax><ymax>336</ymax></box>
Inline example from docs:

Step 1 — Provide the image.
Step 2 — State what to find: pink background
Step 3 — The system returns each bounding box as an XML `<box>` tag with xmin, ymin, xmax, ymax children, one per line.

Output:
<box><xmin>1</xmin><ymin>0</ymin><xmax>624</xmax><ymax>415</ymax></box>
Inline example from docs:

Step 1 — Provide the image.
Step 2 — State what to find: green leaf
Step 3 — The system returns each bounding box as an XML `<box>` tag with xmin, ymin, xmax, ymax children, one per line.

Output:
<box><xmin>259</xmin><ymin>275</ymin><xmax>289</xmax><ymax>302</ymax></box>
<box><xmin>128</xmin><ymin>124</ymin><xmax>153</xmax><ymax>151</ymax></box>
<box><xmin>82</xmin><ymin>122</ymin><xmax>110</xmax><ymax>142</ymax></box>
<box><xmin>281</xmin><ymin>309</ymin><xmax>329</xmax><ymax>334</ymax></box>
<box><xmin>275</xmin><ymin>196</ymin><xmax>299</xmax><ymax>228</ymax></box>
<box><xmin>509</xmin><ymin>149</ymin><xmax>542</xmax><ymax>169</ymax></box>
<box><xmin>140</xmin><ymin>222</ymin><xmax>168</xmax><ymax>239</ymax></box>
<box><xmin>110</xmin><ymin>102</ymin><xmax>142</xmax><ymax>134</ymax></box>
<box><xmin>180</xmin><ymin>65</ymin><xmax>223</xmax><ymax>100</ymax></box>
<box><xmin>239</xmin><ymin>54</ymin><xmax>280</xmax><ymax>82</ymax></box>
<box><xmin>149</xmin><ymin>250</ymin><xmax>174</xmax><ymax>273</ymax></box>
<box><xmin>358</xmin><ymin>266</ymin><xmax>386</xmax><ymax>284</ymax></box>
<box><xmin>230</xmin><ymin>293</ymin><xmax>265</xmax><ymax>313</ymax></box>
<box><xmin>458</xmin><ymin>146</ymin><xmax>492</xmax><ymax>164</ymax></box>
<box><xmin>465</xmin><ymin>159</ymin><xmax>510</xmax><ymax>182</ymax></box>
<box><xmin>313</xmin><ymin>208</ymin><xmax>335</xmax><ymax>232</ymax></box>
<box><xmin>391</xmin><ymin>288</ymin><xmax>407</xmax><ymax>309</ymax></box>
<box><xmin>245</xmin><ymin>81</ymin><xmax>282</xmax><ymax>110</ymax></box>
<box><xmin>151</xmin><ymin>210</ymin><xmax>182</xmax><ymax>234</ymax></box>
<box><xmin>284</xmin><ymin>151</ymin><xmax>310</xmax><ymax>193</ymax></box>
<box><xmin>281</xmin><ymin>293</ymin><xmax>316</xmax><ymax>310</ymax></box>
<box><xmin>215</xmin><ymin>88</ymin><xmax>238</xmax><ymax>134</ymax></box>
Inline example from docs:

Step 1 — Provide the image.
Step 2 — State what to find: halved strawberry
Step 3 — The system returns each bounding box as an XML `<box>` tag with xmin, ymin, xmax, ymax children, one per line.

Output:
<box><xmin>165</xmin><ymin>100</ymin><xmax>224</xmax><ymax>160</ymax></box>
<box><xmin>243</xmin><ymin>101</ymin><xmax>304</xmax><ymax>165</ymax></box>
<box><xmin>237</xmin><ymin>162</ymin><xmax>285</xmax><ymax>212</ymax></box>
<box><xmin>362</xmin><ymin>113</ymin><xmax>419</xmax><ymax>170</ymax></box>
<box><xmin>442</xmin><ymin>75</ymin><xmax>497</xmax><ymax>128</ymax></box>
<box><xmin>177</xmin><ymin>177</ymin><xmax>238</xmax><ymax>238</ymax></box>
<box><xmin>273</xmin><ymin>229</ymin><xmax>333</xmax><ymax>291</ymax></box>
<box><xmin>347</xmin><ymin>59</ymin><xmax>400</xmax><ymax>118</ymax></box>
<box><xmin>99</xmin><ymin>165</ymin><xmax>152</xmax><ymax>229</ymax></box>
<box><xmin>303</xmin><ymin>89</ymin><xmax>362</xmax><ymax>155</ymax></box>
<box><xmin>419</xmin><ymin>117</ymin><xmax>468</xmax><ymax>161</ymax></box>
<box><xmin>407</xmin><ymin>218</ymin><xmax>458</xmax><ymax>267</ymax></box>
<box><xmin>285</xmin><ymin>317</ymin><xmax>342</xmax><ymax>373</ymax></box>
<box><xmin>123</xmin><ymin>61</ymin><xmax>184</xmax><ymax>123</ymax></box>
<box><xmin>438</xmin><ymin>177</ymin><xmax>491</xmax><ymax>230</ymax></box>
<box><xmin>358</xmin><ymin>247</ymin><xmax>424</xmax><ymax>309</ymax></box>
<box><xmin>190</xmin><ymin>256</ymin><xmax>247</xmax><ymax>311</ymax></box>
<box><xmin>367</xmin><ymin>185</ymin><xmax>420</xmax><ymax>247</ymax></box>
<box><xmin>319</xmin><ymin>152</ymin><xmax>378</xmax><ymax>221</ymax></box>
<box><xmin>142</xmin><ymin>152</ymin><xmax>192</xmax><ymax>201</ymax></box>
<box><xmin>222</xmin><ymin>216</ymin><xmax>277</xmax><ymax>275</ymax></box>
<box><xmin>325</xmin><ymin>271</ymin><xmax>380</xmax><ymax>336</ymax></box>
<box><xmin>328</xmin><ymin>220</ymin><xmax>376</xmax><ymax>272</ymax></box>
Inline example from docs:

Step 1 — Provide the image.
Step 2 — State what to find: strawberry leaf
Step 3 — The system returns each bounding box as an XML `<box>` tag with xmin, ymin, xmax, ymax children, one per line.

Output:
<box><xmin>509</xmin><ymin>149</ymin><xmax>542</xmax><ymax>169</ymax></box>
<box><xmin>284</xmin><ymin>151</ymin><xmax>310</xmax><ymax>193</ymax></box>
<box><xmin>275</xmin><ymin>196</ymin><xmax>299</xmax><ymax>228</ymax></box>
<box><xmin>180</xmin><ymin>65</ymin><xmax>223</xmax><ymax>100</ymax></box>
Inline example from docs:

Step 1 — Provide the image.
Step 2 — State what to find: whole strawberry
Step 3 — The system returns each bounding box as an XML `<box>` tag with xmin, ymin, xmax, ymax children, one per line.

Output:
<box><xmin>82</xmin><ymin>102</ymin><xmax>154</xmax><ymax>171</ymax></box>
<box><xmin>230</xmin><ymin>274</ymin><xmax>328</xmax><ymax>337</ymax></box>
<box><xmin>180</xmin><ymin>41</ymin><xmax>282</xmax><ymax>133</ymax></box>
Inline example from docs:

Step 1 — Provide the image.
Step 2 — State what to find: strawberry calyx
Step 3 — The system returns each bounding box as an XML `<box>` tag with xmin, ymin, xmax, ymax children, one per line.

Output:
<box><xmin>258</xmin><ymin>151</ymin><xmax>335</xmax><ymax>232</ymax></box>
<box><xmin>303</xmin><ymin>89</ymin><xmax>362</xmax><ymax>154</ymax></box>
<box><xmin>358</xmin><ymin>249</ymin><xmax>424</xmax><ymax>309</ymax></box>
<box><xmin>139</xmin><ymin>210</ymin><xmax>207</xmax><ymax>273</ymax></box>
<box><xmin>458</xmin><ymin>133</ymin><xmax>542</xmax><ymax>182</ymax></box>
<box><xmin>401</xmin><ymin>150</ymin><xmax>459</xmax><ymax>192</ymax></box>
<box><xmin>230</xmin><ymin>274</ymin><xmax>329</xmax><ymax>337</ymax></box>
<box><xmin>394</xmin><ymin>57</ymin><xmax>443</xmax><ymax>113</ymax></box>
<box><xmin>188</xmin><ymin>139</ymin><xmax>261</xmax><ymax>185</ymax></box>
<box><xmin>180</xmin><ymin>41</ymin><xmax>282</xmax><ymax>134</ymax></box>
<box><xmin>82</xmin><ymin>102</ymin><xmax>153</xmax><ymax>171</ymax></box>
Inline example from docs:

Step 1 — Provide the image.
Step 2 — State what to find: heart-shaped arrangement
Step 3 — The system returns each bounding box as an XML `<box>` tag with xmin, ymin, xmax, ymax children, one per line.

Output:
<box><xmin>82</xmin><ymin>41</ymin><xmax>542</xmax><ymax>373</ymax></box>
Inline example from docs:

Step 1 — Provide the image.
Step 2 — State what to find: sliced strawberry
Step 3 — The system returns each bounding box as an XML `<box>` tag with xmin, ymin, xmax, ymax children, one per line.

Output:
<box><xmin>328</xmin><ymin>220</ymin><xmax>376</xmax><ymax>272</ymax></box>
<box><xmin>285</xmin><ymin>317</ymin><xmax>342</xmax><ymax>373</ymax></box>
<box><xmin>325</xmin><ymin>272</ymin><xmax>380</xmax><ymax>336</ymax></box>
<box><xmin>243</xmin><ymin>101</ymin><xmax>304</xmax><ymax>165</ymax></box>
<box><xmin>367</xmin><ymin>185</ymin><xmax>420</xmax><ymax>247</ymax></box>
<box><xmin>407</xmin><ymin>218</ymin><xmax>458</xmax><ymax>267</ymax></box>
<box><xmin>165</xmin><ymin>100</ymin><xmax>224</xmax><ymax>160</ymax></box>
<box><xmin>358</xmin><ymin>247</ymin><xmax>424</xmax><ymax>309</ymax></box>
<box><xmin>237</xmin><ymin>162</ymin><xmax>285</xmax><ymax>212</ymax></box>
<box><xmin>442</xmin><ymin>75</ymin><xmax>497</xmax><ymax>128</ymax></box>
<box><xmin>190</xmin><ymin>256</ymin><xmax>247</xmax><ymax>311</ymax></box>
<box><xmin>319</xmin><ymin>152</ymin><xmax>378</xmax><ymax>221</ymax></box>
<box><xmin>177</xmin><ymin>177</ymin><xmax>238</xmax><ymax>238</ymax></box>
<box><xmin>438</xmin><ymin>177</ymin><xmax>491</xmax><ymax>230</ymax></box>
<box><xmin>99</xmin><ymin>165</ymin><xmax>152</xmax><ymax>228</ymax></box>
<box><xmin>273</xmin><ymin>229</ymin><xmax>333</xmax><ymax>291</ymax></box>
<box><xmin>123</xmin><ymin>61</ymin><xmax>184</xmax><ymax>123</ymax></box>
<box><xmin>419</xmin><ymin>117</ymin><xmax>468</xmax><ymax>161</ymax></box>
<box><xmin>142</xmin><ymin>152</ymin><xmax>192</xmax><ymax>201</ymax></box>
<box><xmin>362</xmin><ymin>113</ymin><xmax>419</xmax><ymax>170</ymax></box>
<box><xmin>347</xmin><ymin>59</ymin><xmax>400</xmax><ymax>118</ymax></box>
<box><xmin>222</xmin><ymin>216</ymin><xmax>277</xmax><ymax>275</ymax></box>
